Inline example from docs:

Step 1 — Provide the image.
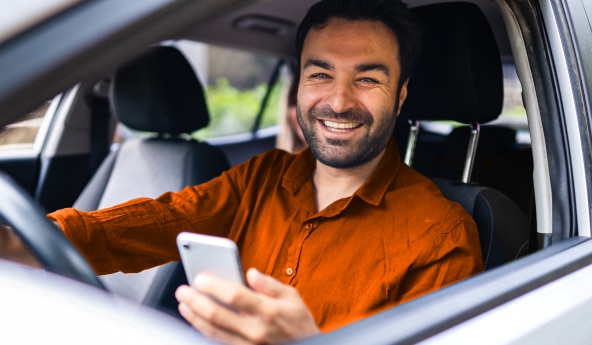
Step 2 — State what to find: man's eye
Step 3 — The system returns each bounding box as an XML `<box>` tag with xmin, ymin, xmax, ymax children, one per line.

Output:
<box><xmin>311</xmin><ymin>73</ymin><xmax>329</xmax><ymax>79</ymax></box>
<box><xmin>359</xmin><ymin>77</ymin><xmax>378</xmax><ymax>84</ymax></box>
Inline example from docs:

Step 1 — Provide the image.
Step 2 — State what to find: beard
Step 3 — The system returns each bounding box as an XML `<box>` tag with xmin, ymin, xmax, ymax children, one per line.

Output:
<box><xmin>296</xmin><ymin>102</ymin><xmax>398</xmax><ymax>169</ymax></box>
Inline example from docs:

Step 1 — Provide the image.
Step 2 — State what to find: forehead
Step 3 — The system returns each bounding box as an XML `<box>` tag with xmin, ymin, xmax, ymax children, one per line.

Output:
<box><xmin>302</xmin><ymin>18</ymin><xmax>400</xmax><ymax>63</ymax></box>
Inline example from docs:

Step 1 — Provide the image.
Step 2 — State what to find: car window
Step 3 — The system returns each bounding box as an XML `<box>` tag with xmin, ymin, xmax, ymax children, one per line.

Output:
<box><xmin>0</xmin><ymin>101</ymin><xmax>50</xmax><ymax>151</ymax></box>
<box><xmin>179</xmin><ymin>40</ymin><xmax>290</xmax><ymax>140</ymax></box>
<box><xmin>113</xmin><ymin>41</ymin><xmax>291</xmax><ymax>143</ymax></box>
<box><xmin>498</xmin><ymin>62</ymin><xmax>528</xmax><ymax>142</ymax></box>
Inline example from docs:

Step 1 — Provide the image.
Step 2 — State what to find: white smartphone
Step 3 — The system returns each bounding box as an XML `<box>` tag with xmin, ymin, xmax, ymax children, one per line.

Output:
<box><xmin>176</xmin><ymin>232</ymin><xmax>245</xmax><ymax>287</ymax></box>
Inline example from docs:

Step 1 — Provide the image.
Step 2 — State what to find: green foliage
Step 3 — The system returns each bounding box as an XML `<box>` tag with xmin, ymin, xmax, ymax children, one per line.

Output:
<box><xmin>502</xmin><ymin>106</ymin><xmax>527</xmax><ymax>117</ymax></box>
<box><xmin>193</xmin><ymin>78</ymin><xmax>283</xmax><ymax>140</ymax></box>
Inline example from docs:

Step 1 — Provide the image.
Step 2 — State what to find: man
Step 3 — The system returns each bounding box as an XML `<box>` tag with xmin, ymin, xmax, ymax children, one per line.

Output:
<box><xmin>1</xmin><ymin>0</ymin><xmax>483</xmax><ymax>344</ymax></box>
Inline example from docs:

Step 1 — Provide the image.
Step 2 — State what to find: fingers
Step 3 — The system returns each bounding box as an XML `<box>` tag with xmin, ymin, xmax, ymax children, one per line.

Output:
<box><xmin>175</xmin><ymin>283</ymin><xmax>243</xmax><ymax>332</ymax></box>
<box><xmin>187</xmin><ymin>269</ymin><xmax>295</xmax><ymax>312</ymax></box>
<box><xmin>176</xmin><ymin>290</ymin><xmax>251</xmax><ymax>345</ymax></box>
<box><xmin>247</xmin><ymin>268</ymin><xmax>298</xmax><ymax>300</ymax></box>
<box><xmin>204</xmin><ymin>268</ymin><xmax>299</xmax><ymax>316</ymax></box>
<box><xmin>200</xmin><ymin>268</ymin><xmax>300</xmax><ymax>315</ymax></box>
<box><xmin>176</xmin><ymin>281</ymin><xmax>272</xmax><ymax>344</ymax></box>
<box><xmin>193</xmin><ymin>273</ymin><xmax>261</xmax><ymax>313</ymax></box>
<box><xmin>175</xmin><ymin>271</ymin><xmax>320</xmax><ymax>345</ymax></box>
<box><xmin>0</xmin><ymin>224</ymin><xmax>41</xmax><ymax>268</ymax></box>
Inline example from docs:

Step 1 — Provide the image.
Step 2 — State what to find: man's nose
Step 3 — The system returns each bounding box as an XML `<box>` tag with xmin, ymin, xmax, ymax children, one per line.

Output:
<box><xmin>326</xmin><ymin>80</ymin><xmax>355</xmax><ymax>114</ymax></box>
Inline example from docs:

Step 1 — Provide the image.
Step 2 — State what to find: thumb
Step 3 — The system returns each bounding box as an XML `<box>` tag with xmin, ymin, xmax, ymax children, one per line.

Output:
<box><xmin>246</xmin><ymin>267</ymin><xmax>291</xmax><ymax>298</ymax></box>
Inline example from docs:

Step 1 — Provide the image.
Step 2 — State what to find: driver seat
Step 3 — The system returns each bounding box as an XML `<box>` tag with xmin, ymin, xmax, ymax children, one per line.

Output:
<box><xmin>73</xmin><ymin>45</ymin><xmax>230</xmax><ymax>318</ymax></box>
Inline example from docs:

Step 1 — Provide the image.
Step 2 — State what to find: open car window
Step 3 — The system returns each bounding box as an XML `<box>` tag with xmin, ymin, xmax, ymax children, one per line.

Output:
<box><xmin>1</xmin><ymin>0</ymin><xmax>592</xmax><ymax>343</ymax></box>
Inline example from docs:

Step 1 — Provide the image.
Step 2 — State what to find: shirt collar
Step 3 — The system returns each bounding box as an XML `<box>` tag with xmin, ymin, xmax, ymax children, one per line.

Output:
<box><xmin>282</xmin><ymin>148</ymin><xmax>317</xmax><ymax>213</ymax></box>
<box><xmin>282</xmin><ymin>137</ymin><xmax>403</xmax><ymax>211</ymax></box>
<box><xmin>354</xmin><ymin>137</ymin><xmax>402</xmax><ymax>206</ymax></box>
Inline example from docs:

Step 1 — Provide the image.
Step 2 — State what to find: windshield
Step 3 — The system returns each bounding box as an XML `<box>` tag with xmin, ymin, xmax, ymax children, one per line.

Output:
<box><xmin>0</xmin><ymin>0</ymin><xmax>80</xmax><ymax>44</ymax></box>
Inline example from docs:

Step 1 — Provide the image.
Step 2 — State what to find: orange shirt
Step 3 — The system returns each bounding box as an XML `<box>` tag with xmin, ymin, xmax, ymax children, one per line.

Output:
<box><xmin>47</xmin><ymin>137</ymin><xmax>483</xmax><ymax>331</ymax></box>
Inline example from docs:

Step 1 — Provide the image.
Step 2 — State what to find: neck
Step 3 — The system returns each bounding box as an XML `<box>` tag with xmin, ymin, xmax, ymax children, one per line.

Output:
<box><xmin>313</xmin><ymin>149</ymin><xmax>386</xmax><ymax>212</ymax></box>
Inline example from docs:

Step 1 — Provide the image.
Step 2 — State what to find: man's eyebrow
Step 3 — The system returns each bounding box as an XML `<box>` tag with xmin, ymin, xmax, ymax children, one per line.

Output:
<box><xmin>303</xmin><ymin>58</ymin><xmax>334</xmax><ymax>70</ymax></box>
<box><xmin>355</xmin><ymin>63</ymin><xmax>390</xmax><ymax>77</ymax></box>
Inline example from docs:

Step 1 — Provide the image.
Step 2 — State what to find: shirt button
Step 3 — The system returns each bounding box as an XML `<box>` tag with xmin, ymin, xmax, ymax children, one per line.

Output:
<box><xmin>286</xmin><ymin>268</ymin><xmax>294</xmax><ymax>276</ymax></box>
<box><xmin>305</xmin><ymin>223</ymin><xmax>313</xmax><ymax>230</ymax></box>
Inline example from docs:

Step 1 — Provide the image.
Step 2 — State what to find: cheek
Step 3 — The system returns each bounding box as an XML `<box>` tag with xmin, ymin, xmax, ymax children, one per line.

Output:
<box><xmin>298</xmin><ymin>86</ymin><xmax>319</xmax><ymax>108</ymax></box>
<box><xmin>298</xmin><ymin>85</ymin><xmax>320</xmax><ymax>102</ymax></box>
<box><xmin>359</xmin><ymin>93</ymin><xmax>397</xmax><ymax>120</ymax></box>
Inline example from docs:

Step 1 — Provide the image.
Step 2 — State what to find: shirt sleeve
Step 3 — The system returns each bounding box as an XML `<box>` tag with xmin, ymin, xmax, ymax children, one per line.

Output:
<box><xmin>47</xmin><ymin>168</ymin><xmax>246</xmax><ymax>275</ymax></box>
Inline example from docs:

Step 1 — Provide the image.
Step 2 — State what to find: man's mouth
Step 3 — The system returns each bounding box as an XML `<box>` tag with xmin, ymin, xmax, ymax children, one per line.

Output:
<box><xmin>322</xmin><ymin>120</ymin><xmax>363</xmax><ymax>133</ymax></box>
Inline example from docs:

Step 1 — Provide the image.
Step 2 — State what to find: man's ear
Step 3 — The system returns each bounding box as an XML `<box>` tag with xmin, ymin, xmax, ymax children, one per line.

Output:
<box><xmin>396</xmin><ymin>79</ymin><xmax>409</xmax><ymax>116</ymax></box>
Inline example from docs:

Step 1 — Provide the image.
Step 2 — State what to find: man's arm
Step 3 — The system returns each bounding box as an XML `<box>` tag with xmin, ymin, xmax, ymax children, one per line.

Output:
<box><xmin>0</xmin><ymin>224</ymin><xmax>42</xmax><ymax>268</ymax></box>
<box><xmin>175</xmin><ymin>268</ymin><xmax>321</xmax><ymax>345</ymax></box>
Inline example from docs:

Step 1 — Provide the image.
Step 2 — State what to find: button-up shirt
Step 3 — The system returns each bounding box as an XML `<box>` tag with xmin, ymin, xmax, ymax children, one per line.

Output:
<box><xmin>48</xmin><ymin>137</ymin><xmax>483</xmax><ymax>331</ymax></box>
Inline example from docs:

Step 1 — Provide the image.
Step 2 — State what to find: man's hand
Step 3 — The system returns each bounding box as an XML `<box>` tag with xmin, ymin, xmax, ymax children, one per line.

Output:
<box><xmin>175</xmin><ymin>267</ymin><xmax>321</xmax><ymax>345</ymax></box>
<box><xmin>0</xmin><ymin>223</ymin><xmax>41</xmax><ymax>267</ymax></box>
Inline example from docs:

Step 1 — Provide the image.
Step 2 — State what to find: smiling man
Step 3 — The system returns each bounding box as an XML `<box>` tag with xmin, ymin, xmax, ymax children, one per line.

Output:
<box><xmin>297</xmin><ymin>17</ymin><xmax>410</xmax><ymax>211</ymax></box>
<box><xmin>298</xmin><ymin>19</ymin><xmax>404</xmax><ymax>170</ymax></box>
<box><xmin>0</xmin><ymin>0</ymin><xmax>483</xmax><ymax>344</ymax></box>
<box><xmin>174</xmin><ymin>1</ymin><xmax>482</xmax><ymax>343</ymax></box>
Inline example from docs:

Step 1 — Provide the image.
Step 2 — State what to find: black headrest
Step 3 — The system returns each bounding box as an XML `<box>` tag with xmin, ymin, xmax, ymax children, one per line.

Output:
<box><xmin>110</xmin><ymin>45</ymin><xmax>209</xmax><ymax>134</ymax></box>
<box><xmin>400</xmin><ymin>2</ymin><xmax>503</xmax><ymax>124</ymax></box>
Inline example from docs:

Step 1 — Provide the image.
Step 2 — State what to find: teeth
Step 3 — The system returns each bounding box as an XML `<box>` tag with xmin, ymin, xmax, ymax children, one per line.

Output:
<box><xmin>322</xmin><ymin>120</ymin><xmax>361</xmax><ymax>132</ymax></box>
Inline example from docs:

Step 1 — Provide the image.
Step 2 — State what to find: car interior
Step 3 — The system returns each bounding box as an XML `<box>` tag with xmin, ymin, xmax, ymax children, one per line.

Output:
<box><xmin>0</xmin><ymin>0</ymin><xmax>559</xmax><ymax>333</ymax></box>
<box><xmin>72</xmin><ymin>45</ymin><xmax>232</xmax><ymax>316</ymax></box>
<box><xmin>390</xmin><ymin>1</ymin><xmax>531</xmax><ymax>271</ymax></box>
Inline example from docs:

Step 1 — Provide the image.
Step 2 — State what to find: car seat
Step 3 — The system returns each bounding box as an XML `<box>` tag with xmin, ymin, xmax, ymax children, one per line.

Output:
<box><xmin>437</xmin><ymin>125</ymin><xmax>534</xmax><ymax>215</ymax></box>
<box><xmin>399</xmin><ymin>2</ymin><xmax>530</xmax><ymax>269</ymax></box>
<box><xmin>73</xmin><ymin>45</ymin><xmax>230</xmax><ymax>317</ymax></box>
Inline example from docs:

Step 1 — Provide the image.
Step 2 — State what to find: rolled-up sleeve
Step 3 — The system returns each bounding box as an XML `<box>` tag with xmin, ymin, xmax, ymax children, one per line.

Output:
<box><xmin>47</xmin><ymin>169</ymin><xmax>245</xmax><ymax>275</ymax></box>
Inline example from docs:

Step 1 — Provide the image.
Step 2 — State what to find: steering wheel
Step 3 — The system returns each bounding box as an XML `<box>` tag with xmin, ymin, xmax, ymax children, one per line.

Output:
<box><xmin>0</xmin><ymin>171</ymin><xmax>105</xmax><ymax>289</ymax></box>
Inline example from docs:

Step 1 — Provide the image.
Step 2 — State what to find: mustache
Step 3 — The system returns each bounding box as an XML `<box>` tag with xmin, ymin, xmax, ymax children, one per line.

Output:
<box><xmin>309</xmin><ymin>105</ymin><xmax>373</xmax><ymax>124</ymax></box>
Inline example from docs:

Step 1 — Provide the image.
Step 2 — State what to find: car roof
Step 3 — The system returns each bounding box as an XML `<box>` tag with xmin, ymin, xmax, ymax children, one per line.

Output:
<box><xmin>0</xmin><ymin>0</ymin><xmax>512</xmax><ymax>128</ymax></box>
<box><xmin>0</xmin><ymin>0</ymin><xmax>79</xmax><ymax>44</ymax></box>
<box><xmin>181</xmin><ymin>0</ymin><xmax>511</xmax><ymax>60</ymax></box>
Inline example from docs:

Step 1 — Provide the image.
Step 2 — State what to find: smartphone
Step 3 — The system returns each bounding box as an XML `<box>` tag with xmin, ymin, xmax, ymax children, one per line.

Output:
<box><xmin>176</xmin><ymin>232</ymin><xmax>245</xmax><ymax>287</ymax></box>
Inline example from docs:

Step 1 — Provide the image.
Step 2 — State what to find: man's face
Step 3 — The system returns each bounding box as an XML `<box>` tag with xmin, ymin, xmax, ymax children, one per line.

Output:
<box><xmin>298</xmin><ymin>18</ymin><xmax>408</xmax><ymax>168</ymax></box>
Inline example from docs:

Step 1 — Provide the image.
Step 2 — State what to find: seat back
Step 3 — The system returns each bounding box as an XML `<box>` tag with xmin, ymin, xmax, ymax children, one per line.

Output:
<box><xmin>400</xmin><ymin>3</ymin><xmax>530</xmax><ymax>269</ymax></box>
<box><xmin>438</xmin><ymin>125</ymin><xmax>534</xmax><ymax>216</ymax></box>
<box><xmin>74</xmin><ymin>45</ymin><xmax>230</xmax><ymax>318</ymax></box>
<box><xmin>433</xmin><ymin>179</ymin><xmax>530</xmax><ymax>269</ymax></box>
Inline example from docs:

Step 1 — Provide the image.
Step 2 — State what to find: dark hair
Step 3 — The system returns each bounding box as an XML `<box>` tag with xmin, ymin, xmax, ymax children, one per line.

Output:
<box><xmin>295</xmin><ymin>0</ymin><xmax>422</xmax><ymax>87</ymax></box>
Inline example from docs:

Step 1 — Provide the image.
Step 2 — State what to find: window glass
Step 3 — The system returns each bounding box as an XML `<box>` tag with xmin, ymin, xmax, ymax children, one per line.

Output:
<box><xmin>487</xmin><ymin>62</ymin><xmax>529</xmax><ymax>145</ymax></box>
<box><xmin>497</xmin><ymin>62</ymin><xmax>528</xmax><ymax>136</ymax></box>
<box><xmin>0</xmin><ymin>101</ymin><xmax>50</xmax><ymax>150</ymax></box>
<box><xmin>176</xmin><ymin>40</ymin><xmax>290</xmax><ymax>140</ymax></box>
